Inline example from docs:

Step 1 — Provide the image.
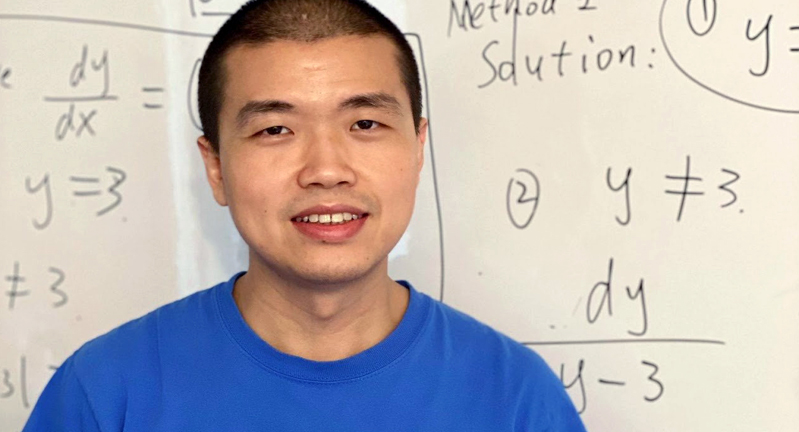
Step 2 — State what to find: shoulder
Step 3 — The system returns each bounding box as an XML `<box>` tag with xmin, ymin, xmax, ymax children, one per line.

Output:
<box><xmin>25</xmin><ymin>278</ymin><xmax>230</xmax><ymax>431</ymax></box>
<box><xmin>427</xmin><ymin>296</ymin><xmax>550</xmax><ymax>372</ymax></box>
<box><xmin>68</xmin><ymin>279</ymin><xmax>223</xmax><ymax>386</ymax></box>
<box><xmin>419</xmin><ymin>292</ymin><xmax>586</xmax><ymax>431</ymax></box>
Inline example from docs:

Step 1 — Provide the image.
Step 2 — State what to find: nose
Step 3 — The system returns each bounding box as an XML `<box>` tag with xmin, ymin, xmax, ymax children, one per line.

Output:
<box><xmin>297</xmin><ymin>130</ymin><xmax>357</xmax><ymax>189</ymax></box>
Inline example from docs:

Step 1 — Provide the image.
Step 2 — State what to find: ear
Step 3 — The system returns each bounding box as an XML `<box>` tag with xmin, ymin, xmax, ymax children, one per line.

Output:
<box><xmin>415</xmin><ymin>118</ymin><xmax>428</xmax><ymax>175</ymax></box>
<box><xmin>197</xmin><ymin>136</ymin><xmax>228</xmax><ymax>207</ymax></box>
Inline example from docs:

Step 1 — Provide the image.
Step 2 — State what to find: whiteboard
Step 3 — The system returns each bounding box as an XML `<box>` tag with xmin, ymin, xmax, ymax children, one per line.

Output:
<box><xmin>1</xmin><ymin>1</ymin><xmax>797</xmax><ymax>431</ymax></box>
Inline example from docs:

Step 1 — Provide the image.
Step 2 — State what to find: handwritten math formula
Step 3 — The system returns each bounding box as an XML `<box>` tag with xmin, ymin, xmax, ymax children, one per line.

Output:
<box><xmin>448</xmin><ymin>1</ymin><xmax>657</xmax><ymax>88</ymax></box>
<box><xmin>448</xmin><ymin>0</ymin><xmax>799</xmax><ymax>114</ymax></box>
<box><xmin>440</xmin><ymin>0</ymin><xmax>799</xmax><ymax>415</ymax></box>
<box><xmin>0</xmin><ymin>5</ymin><xmax>235</xmax><ymax>427</ymax></box>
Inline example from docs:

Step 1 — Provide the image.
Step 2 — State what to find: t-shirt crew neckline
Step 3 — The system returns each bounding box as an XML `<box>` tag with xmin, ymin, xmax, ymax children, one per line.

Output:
<box><xmin>215</xmin><ymin>272</ymin><xmax>432</xmax><ymax>383</ymax></box>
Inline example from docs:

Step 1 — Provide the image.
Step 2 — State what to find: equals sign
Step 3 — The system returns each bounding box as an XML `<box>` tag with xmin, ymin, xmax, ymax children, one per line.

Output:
<box><xmin>790</xmin><ymin>26</ymin><xmax>799</xmax><ymax>53</ymax></box>
<box><xmin>70</xmin><ymin>176</ymin><xmax>101</xmax><ymax>196</ymax></box>
<box><xmin>142</xmin><ymin>87</ymin><xmax>164</xmax><ymax>109</ymax></box>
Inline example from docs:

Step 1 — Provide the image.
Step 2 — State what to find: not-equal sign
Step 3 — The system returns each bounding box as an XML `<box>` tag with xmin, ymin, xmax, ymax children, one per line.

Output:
<box><xmin>142</xmin><ymin>86</ymin><xmax>164</xmax><ymax>109</ymax></box>
<box><xmin>791</xmin><ymin>25</ymin><xmax>799</xmax><ymax>53</ymax></box>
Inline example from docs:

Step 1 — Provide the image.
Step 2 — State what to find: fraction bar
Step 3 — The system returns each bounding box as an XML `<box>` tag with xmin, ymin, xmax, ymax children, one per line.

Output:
<box><xmin>44</xmin><ymin>95</ymin><xmax>118</xmax><ymax>103</ymax></box>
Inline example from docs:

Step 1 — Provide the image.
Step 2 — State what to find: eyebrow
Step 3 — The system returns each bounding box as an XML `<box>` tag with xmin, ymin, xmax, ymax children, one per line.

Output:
<box><xmin>339</xmin><ymin>92</ymin><xmax>403</xmax><ymax>116</ymax></box>
<box><xmin>236</xmin><ymin>100</ymin><xmax>295</xmax><ymax>129</ymax></box>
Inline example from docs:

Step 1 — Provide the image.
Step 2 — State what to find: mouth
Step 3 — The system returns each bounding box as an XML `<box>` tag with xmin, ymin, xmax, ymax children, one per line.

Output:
<box><xmin>291</xmin><ymin>205</ymin><xmax>369</xmax><ymax>224</ymax></box>
<box><xmin>293</xmin><ymin>211</ymin><xmax>368</xmax><ymax>225</ymax></box>
<box><xmin>290</xmin><ymin>205</ymin><xmax>370</xmax><ymax>242</ymax></box>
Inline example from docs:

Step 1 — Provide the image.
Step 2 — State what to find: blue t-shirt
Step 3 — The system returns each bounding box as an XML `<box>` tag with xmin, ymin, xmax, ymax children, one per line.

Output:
<box><xmin>24</xmin><ymin>273</ymin><xmax>586</xmax><ymax>431</ymax></box>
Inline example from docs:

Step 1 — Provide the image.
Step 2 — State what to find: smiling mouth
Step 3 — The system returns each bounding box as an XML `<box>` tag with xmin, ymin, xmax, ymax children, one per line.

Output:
<box><xmin>293</xmin><ymin>212</ymin><xmax>369</xmax><ymax>225</ymax></box>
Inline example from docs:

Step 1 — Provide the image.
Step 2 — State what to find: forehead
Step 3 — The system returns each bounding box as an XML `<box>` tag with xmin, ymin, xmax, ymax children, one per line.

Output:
<box><xmin>220</xmin><ymin>35</ymin><xmax>408</xmax><ymax>112</ymax></box>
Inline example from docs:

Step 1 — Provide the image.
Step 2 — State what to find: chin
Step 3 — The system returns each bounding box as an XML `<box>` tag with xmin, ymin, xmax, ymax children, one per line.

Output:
<box><xmin>289</xmin><ymin>262</ymin><xmax>378</xmax><ymax>287</ymax></box>
<box><xmin>297</xmin><ymin>268</ymin><xmax>368</xmax><ymax>285</ymax></box>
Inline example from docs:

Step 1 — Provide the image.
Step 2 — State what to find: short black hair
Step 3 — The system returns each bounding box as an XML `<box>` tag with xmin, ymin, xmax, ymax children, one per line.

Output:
<box><xmin>198</xmin><ymin>0</ymin><xmax>422</xmax><ymax>153</ymax></box>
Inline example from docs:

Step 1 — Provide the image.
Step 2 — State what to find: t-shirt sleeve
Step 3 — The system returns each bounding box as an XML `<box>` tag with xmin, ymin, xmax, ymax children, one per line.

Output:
<box><xmin>540</xmin><ymin>383</ymin><xmax>587</xmax><ymax>432</ymax></box>
<box><xmin>22</xmin><ymin>356</ymin><xmax>103</xmax><ymax>432</ymax></box>
<box><xmin>521</xmin><ymin>350</ymin><xmax>588</xmax><ymax>432</ymax></box>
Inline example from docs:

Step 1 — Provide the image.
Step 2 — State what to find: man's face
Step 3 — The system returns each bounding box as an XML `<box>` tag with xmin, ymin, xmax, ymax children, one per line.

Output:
<box><xmin>199</xmin><ymin>35</ymin><xmax>427</xmax><ymax>286</ymax></box>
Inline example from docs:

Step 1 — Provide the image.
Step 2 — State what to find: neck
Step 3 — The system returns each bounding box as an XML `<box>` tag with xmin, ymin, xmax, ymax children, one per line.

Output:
<box><xmin>232</xmin><ymin>258</ymin><xmax>409</xmax><ymax>362</ymax></box>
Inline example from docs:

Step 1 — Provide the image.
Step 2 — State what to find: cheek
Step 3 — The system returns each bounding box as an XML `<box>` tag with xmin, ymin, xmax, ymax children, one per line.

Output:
<box><xmin>380</xmin><ymin>156</ymin><xmax>420</xmax><ymax>217</ymax></box>
<box><xmin>222</xmin><ymin>154</ymin><xmax>282</xmax><ymax>222</ymax></box>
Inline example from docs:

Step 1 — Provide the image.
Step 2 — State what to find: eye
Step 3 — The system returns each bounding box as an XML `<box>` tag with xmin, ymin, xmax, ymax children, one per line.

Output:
<box><xmin>352</xmin><ymin>120</ymin><xmax>380</xmax><ymax>131</ymax></box>
<box><xmin>261</xmin><ymin>126</ymin><xmax>291</xmax><ymax>136</ymax></box>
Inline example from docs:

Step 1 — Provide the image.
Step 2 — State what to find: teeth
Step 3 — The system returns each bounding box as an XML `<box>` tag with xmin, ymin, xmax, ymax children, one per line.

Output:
<box><xmin>295</xmin><ymin>213</ymin><xmax>363</xmax><ymax>224</ymax></box>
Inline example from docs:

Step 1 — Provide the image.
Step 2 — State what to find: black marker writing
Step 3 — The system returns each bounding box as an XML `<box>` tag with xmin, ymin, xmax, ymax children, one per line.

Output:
<box><xmin>69</xmin><ymin>44</ymin><xmax>110</xmax><ymax>97</ymax></box>
<box><xmin>665</xmin><ymin>155</ymin><xmax>704</xmax><ymax>222</ymax></box>
<box><xmin>718</xmin><ymin>168</ymin><xmax>740</xmax><ymax>208</ymax></box>
<box><xmin>625</xmin><ymin>280</ymin><xmax>648</xmax><ymax>337</ymax></box>
<box><xmin>479</xmin><ymin>8</ymin><xmax>519</xmax><ymax>88</ymax></box>
<box><xmin>0</xmin><ymin>63</ymin><xmax>11</xmax><ymax>89</ymax></box>
<box><xmin>587</xmin><ymin>258</ymin><xmax>649</xmax><ymax>337</ymax></box>
<box><xmin>790</xmin><ymin>25</ymin><xmax>799</xmax><ymax>53</ymax></box>
<box><xmin>552</xmin><ymin>40</ymin><xmax>572</xmax><ymax>77</ymax></box>
<box><xmin>4</xmin><ymin>262</ymin><xmax>29</xmax><ymax>310</ymax></box>
<box><xmin>479</xmin><ymin>34</ymin><xmax>643</xmax><ymax>88</ymax></box>
<box><xmin>560</xmin><ymin>359</ymin><xmax>586</xmax><ymax>414</ymax></box>
<box><xmin>661</xmin><ymin>0</ymin><xmax>799</xmax><ymax>113</ymax></box>
<box><xmin>745</xmin><ymin>15</ymin><xmax>773</xmax><ymax>77</ymax></box>
<box><xmin>587</xmin><ymin>259</ymin><xmax>613</xmax><ymax>323</ymax></box>
<box><xmin>49</xmin><ymin>267</ymin><xmax>67</xmax><ymax>308</ymax></box>
<box><xmin>70</xmin><ymin>167</ymin><xmax>127</xmax><ymax>217</ymax></box>
<box><xmin>188</xmin><ymin>58</ymin><xmax>203</xmax><ymax>131</ymax></box>
<box><xmin>0</xmin><ymin>369</ymin><xmax>13</xmax><ymax>398</ymax></box>
<box><xmin>686</xmin><ymin>0</ymin><xmax>716</xmax><ymax>37</ymax></box>
<box><xmin>606</xmin><ymin>167</ymin><xmax>632</xmax><ymax>226</ymax></box>
<box><xmin>100</xmin><ymin>167</ymin><xmax>126</xmax><ymax>216</ymax></box>
<box><xmin>642</xmin><ymin>361</ymin><xmax>664</xmax><ymax>402</ymax></box>
<box><xmin>55</xmin><ymin>103</ymin><xmax>97</xmax><ymax>140</ymax></box>
<box><xmin>25</xmin><ymin>174</ymin><xmax>53</xmax><ymax>230</ymax></box>
<box><xmin>555</xmin><ymin>358</ymin><xmax>671</xmax><ymax>412</ymax></box>
<box><xmin>0</xmin><ymin>357</ymin><xmax>32</xmax><ymax>409</ymax></box>
<box><xmin>506</xmin><ymin>168</ymin><xmax>540</xmax><ymax>229</ymax></box>
<box><xmin>190</xmin><ymin>0</ymin><xmax>233</xmax><ymax>18</ymax></box>
<box><xmin>19</xmin><ymin>356</ymin><xmax>29</xmax><ymax>409</ymax></box>
<box><xmin>0</xmin><ymin>265</ymin><xmax>68</xmax><ymax>310</ymax></box>
<box><xmin>577</xmin><ymin>0</ymin><xmax>597</xmax><ymax>11</ymax></box>
<box><xmin>448</xmin><ymin>0</ymin><xmax>559</xmax><ymax>37</ymax></box>
<box><xmin>142</xmin><ymin>86</ymin><xmax>164</xmax><ymax>109</ymax></box>
<box><xmin>448</xmin><ymin>0</ymin><xmax>487</xmax><ymax>35</ymax></box>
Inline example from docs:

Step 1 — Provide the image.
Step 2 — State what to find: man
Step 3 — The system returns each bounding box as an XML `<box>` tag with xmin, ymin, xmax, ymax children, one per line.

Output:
<box><xmin>24</xmin><ymin>0</ymin><xmax>586</xmax><ymax>430</ymax></box>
